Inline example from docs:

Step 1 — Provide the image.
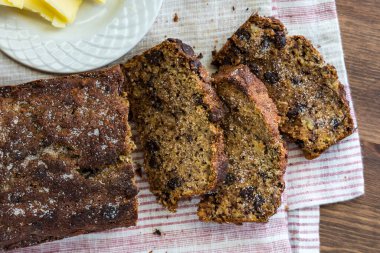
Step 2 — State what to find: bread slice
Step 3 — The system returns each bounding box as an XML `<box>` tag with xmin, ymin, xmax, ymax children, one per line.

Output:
<box><xmin>123</xmin><ymin>39</ymin><xmax>226</xmax><ymax>212</ymax></box>
<box><xmin>0</xmin><ymin>66</ymin><xmax>138</xmax><ymax>250</ymax></box>
<box><xmin>198</xmin><ymin>65</ymin><xmax>287</xmax><ymax>223</ymax></box>
<box><xmin>212</xmin><ymin>14</ymin><xmax>354</xmax><ymax>159</ymax></box>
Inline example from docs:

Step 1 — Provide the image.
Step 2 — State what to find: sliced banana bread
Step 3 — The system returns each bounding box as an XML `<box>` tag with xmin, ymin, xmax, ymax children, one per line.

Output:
<box><xmin>0</xmin><ymin>66</ymin><xmax>138</xmax><ymax>250</ymax></box>
<box><xmin>123</xmin><ymin>39</ymin><xmax>226</xmax><ymax>212</ymax></box>
<box><xmin>198</xmin><ymin>65</ymin><xmax>287</xmax><ymax>223</ymax></box>
<box><xmin>212</xmin><ymin>14</ymin><xmax>354</xmax><ymax>159</ymax></box>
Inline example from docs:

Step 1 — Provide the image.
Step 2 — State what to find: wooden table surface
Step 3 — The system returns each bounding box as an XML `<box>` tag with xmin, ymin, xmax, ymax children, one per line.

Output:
<box><xmin>320</xmin><ymin>0</ymin><xmax>380</xmax><ymax>252</ymax></box>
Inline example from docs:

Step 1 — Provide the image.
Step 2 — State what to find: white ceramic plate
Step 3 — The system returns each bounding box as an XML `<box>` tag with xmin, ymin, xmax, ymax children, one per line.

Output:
<box><xmin>0</xmin><ymin>0</ymin><xmax>163</xmax><ymax>73</ymax></box>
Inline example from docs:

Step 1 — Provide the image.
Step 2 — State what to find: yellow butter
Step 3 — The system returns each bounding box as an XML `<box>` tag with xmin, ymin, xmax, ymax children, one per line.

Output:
<box><xmin>0</xmin><ymin>0</ymin><xmax>15</xmax><ymax>7</ymax></box>
<box><xmin>51</xmin><ymin>17</ymin><xmax>66</xmax><ymax>28</ymax></box>
<box><xmin>43</xmin><ymin>0</ymin><xmax>82</xmax><ymax>23</ymax></box>
<box><xmin>23</xmin><ymin>0</ymin><xmax>66</xmax><ymax>27</ymax></box>
<box><xmin>8</xmin><ymin>0</ymin><xmax>23</xmax><ymax>8</ymax></box>
<box><xmin>1</xmin><ymin>0</ymin><xmax>84</xmax><ymax>28</ymax></box>
<box><xmin>94</xmin><ymin>0</ymin><xmax>106</xmax><ymax>3</ymax></box>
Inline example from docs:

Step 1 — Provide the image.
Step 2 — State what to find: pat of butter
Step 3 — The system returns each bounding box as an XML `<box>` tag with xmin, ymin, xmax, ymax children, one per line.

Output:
<box><xmin>0</xmin><ymin>0</ymin><xmax>16</xmax><ymax>7</ymax></box>
<box><xmin>0</xmin><ymin>0</ymin><xmax>83</xmax><ymax>28</ymax></box>
<box><xmin>23</xmin><ymin>0</ymin><xmax>66</xmax><ymax>28</ymax></box>
<box><xmin>0</xmin><ymin>0</ymin><xmax>101</xmax><ymax>28</ymax></box>
<box><xmin>8</xmin><ymin>0</ymin><xmax>23</xmax><ymax>8</ymax></box>
<box><xmin>43</xmin><ymin>0</ymin><xmax>82</xmax><ymax>24</ymax></box>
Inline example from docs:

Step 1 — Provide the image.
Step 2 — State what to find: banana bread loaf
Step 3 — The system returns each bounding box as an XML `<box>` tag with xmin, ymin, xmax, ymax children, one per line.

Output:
<box><xmin>212</xmin><ymin>14</ymin><xmax>354</xmax><ymax>159</ymax></box>
<box><xmin>123</xmin><ymin>39</ymin><xmax>226</xmax><ymax>212</ymax></box>
<box><xmin>0</xmin><ymin>66</ymin><xmax>138</xmax><ymax>250</ymax></box>
<box><xmin>198</xmin><ymin>65</ymin><xmax>287</xmax><ymax>223</ymax></box>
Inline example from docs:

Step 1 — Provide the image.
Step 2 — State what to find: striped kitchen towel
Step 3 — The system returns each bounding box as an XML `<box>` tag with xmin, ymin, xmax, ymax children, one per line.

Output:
<box><xmin>0</xmin><ymin>0</ymin><xmax>364</xmax><ymax>252</ymax></box>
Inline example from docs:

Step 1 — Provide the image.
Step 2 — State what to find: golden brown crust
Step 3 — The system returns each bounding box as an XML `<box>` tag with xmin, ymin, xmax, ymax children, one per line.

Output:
<box><xmin>0</xmin><ymin>66</ymin><xmax>138</xmax><ymax>250</ymax></box>
<box><xmin>212</xmin><ymin>14</ymin><xmax>354</xmax><ymax>159</ymax></box>
<box><xmin>215</xmin><ymin>65</ymin><xmax>282</xmax><ymax>136</ymax></box>
<box><xmin>198</xmin><ymin>65</ymin><xmax>287</xmax><ymax>223</ymax></box>
<box><xmin>123</xmin><ymin>39</ymin><xmax>225</xmax><ymax>211</ymax></box>
<box><xmin>211</xmin><ymin>128</ymin><xmax>228</xmax><ymax>185</ymax></box>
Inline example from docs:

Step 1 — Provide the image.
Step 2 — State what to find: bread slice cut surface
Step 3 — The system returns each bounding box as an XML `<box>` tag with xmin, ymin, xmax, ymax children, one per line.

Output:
<box><xmin>123</xmin><ymin>39</ymin><xmax>226</xmax><ymax>212</ymax></box>
<box><xmin>198</xmin><ymin>65</ymin><xmax>287</xmax><ymax>223</ymax></box>
<box><xmin>212</xmin><ymin>14</ymin><xmax>354</xmax><ymax>159</ymax></box>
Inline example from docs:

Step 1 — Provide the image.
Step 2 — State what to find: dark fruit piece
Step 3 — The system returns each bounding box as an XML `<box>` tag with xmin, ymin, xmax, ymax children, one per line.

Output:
<box><xmin>102</xmin><ymin>204</ymin><xmax>119</xmax><ymax>220</ymax></box>
<box><xmin>261</xmin><ymin>36</ymin><xmax>271</xmax><ymax>50</ymax></box>
<box><xmin>291</xmin><ymin>77</ymin><xmax>302</xmax><ymax>86</ymax></box>
<box><xmin>253</xmin><ymin>194</ymin><xmax>265</xmax><ymax>210</ymax></box>
<box><xmin>180</xmin><ymin>43</ymin><xmax>195</xmax><ymax>56</ymax></box>
<box><xmin>248</xmin><ymin>63</ymin><xmax>260</xmax><ymax>76</ymax></box>
<box><xmin>190</xmin><ymin>60</ymin><xmax>202</xmax><ymax>74</ymax></box>
<box><xmin>264</xmin><ymin>72</ymin><xmax>279</xmax><ymax>84</ymax></box>
<box><xmin>145</xmin><ymin>50</ymin><xmax>164</xmax><ymax>65</ymax></box>
<box><xmin>149</xmin><ymin>155</ymin><xmax>161</xmax><ymax>169</ymax></box>
<box><xmin>331</xmin><ymin>118</ymin><xmax>341</xmax><ymax>129</ymax></box>
<box><xmin>274</xmin><ymin>31</ymin><xmax>287</xmax><ymax>48</ymax></box>
<box><xmin>236</xmin><ymin>28</ymin><xmax>251</xmax><ymax>41</ymax></box>
<box><xmin>286</xmin><ymin>103</ymin><xmax>307</xmax><ymax>118</ymax></box>
<box><xmin>145</xmin><ymin>140</ymin><xmax>160</xmax><ymax>153</ymax></box>
<box><xmin>239</xmin><ymin>186</ymin><xmax>257</xmax><ymax>200</ymax></box>
<box><xmin>167</xmin><ymin>177</ymin><xmax>183</xmax><ymax>190</ymax></box>
<box><xmin>224</xmin><ymin>173</ymin><xmax>236</xmax><ymax>185</ymax></box>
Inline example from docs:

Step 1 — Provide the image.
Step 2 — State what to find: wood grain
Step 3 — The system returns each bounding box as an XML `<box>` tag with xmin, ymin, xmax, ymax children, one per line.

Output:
<box><xmin>320</xmin><ymin>0</ymin><xmax>380</xmax><ymax>252</ymax></box>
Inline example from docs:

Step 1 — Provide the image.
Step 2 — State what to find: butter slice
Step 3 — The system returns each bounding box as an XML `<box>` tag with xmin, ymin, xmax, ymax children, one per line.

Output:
<box><xmin>0</xmin><ymin>0</ymin><xmax>66</xmax><ymax>27</ymax></box>
<box><xmin>43</xmin><ymin>0</ymin><xmax>82</xmax><ymax>23</ymax></box>
<box><xmin>0</xmin><ymin>0</ymin><xmax>17</xmax><ymax>7</ymax></box>
<box><xmin>8</xmin><ymin>0</ymin><xmax>23</xmax><ymax>8</ymax></box>
<box><xmin>0</xmin><ymin>0</ymin><xmax>11</xmax><ymax>7</ymax></box>
<box><xmin>23</xmin><ymin>0</ymin><xmax>66</xmax><ymax>28</ymax></box>
<box><xmin>1</xmin><ymin>0</ymin><xmax>83</xmax><ymax>28</ymax></box>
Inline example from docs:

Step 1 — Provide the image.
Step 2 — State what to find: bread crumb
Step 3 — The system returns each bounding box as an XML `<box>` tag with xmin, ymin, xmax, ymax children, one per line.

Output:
<box><xmin>197</xmin><ymin>53</ymin><xmax>203</xmax><ymax>59</ymax></box>
<box><xmin>232</xmin><ymin>6</ymin><xmax>235</xmax><ymax>11</ymax></box>
<box><xmin>153</xmin><ymin>229</ymin><xmax>162</xmax><ymax>236</ymax></box>
<box><xmin>134</xmin><ymin>164</ymin><xmax>143</xmax><ymax>177</ymax></box>
<box><xmin>173</xmin><ymin>13</ymin><xmax>179</xmax><ymax>22</ymax></box>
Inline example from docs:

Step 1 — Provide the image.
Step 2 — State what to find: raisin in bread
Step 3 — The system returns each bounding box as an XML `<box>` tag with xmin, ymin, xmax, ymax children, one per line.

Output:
<box><xmin>123</xmin><ymin>39</ymin><xmax>226</xmax><ymax>212</ymax></box>
<box><xmin>0</xmin><ymin>66</ymin><xmax>138</xmax><ymax>250</ymax></box>
<box><xmin>212</xmin><ymin>14</ymin><xmax>354</xmax><ymax>159</ymax></box>
<box><xmin>198</xmin><ymin>65</ymin><xmax>287</xmax><ymax>223</ymax></box>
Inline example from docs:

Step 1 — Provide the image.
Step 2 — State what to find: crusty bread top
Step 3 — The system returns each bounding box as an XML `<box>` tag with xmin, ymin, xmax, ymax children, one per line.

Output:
<box><xmin>0</xmin><ymin>66</ymin><xmax>134</xmax><ymax>168</ymax></box>
<box><xmin>214</xmin><ymin>64</ymin><xmax>282</xmax><ymax>138</ymax></box>
<box><xmin>0</xmin><ymin>66</ymin><xmax>138</xmax><ymax>250</ymax></box>
<box><xmin>213</xmin><ymin>64</ymin><xmax>286</xmax><ymax>176</ymax></box>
